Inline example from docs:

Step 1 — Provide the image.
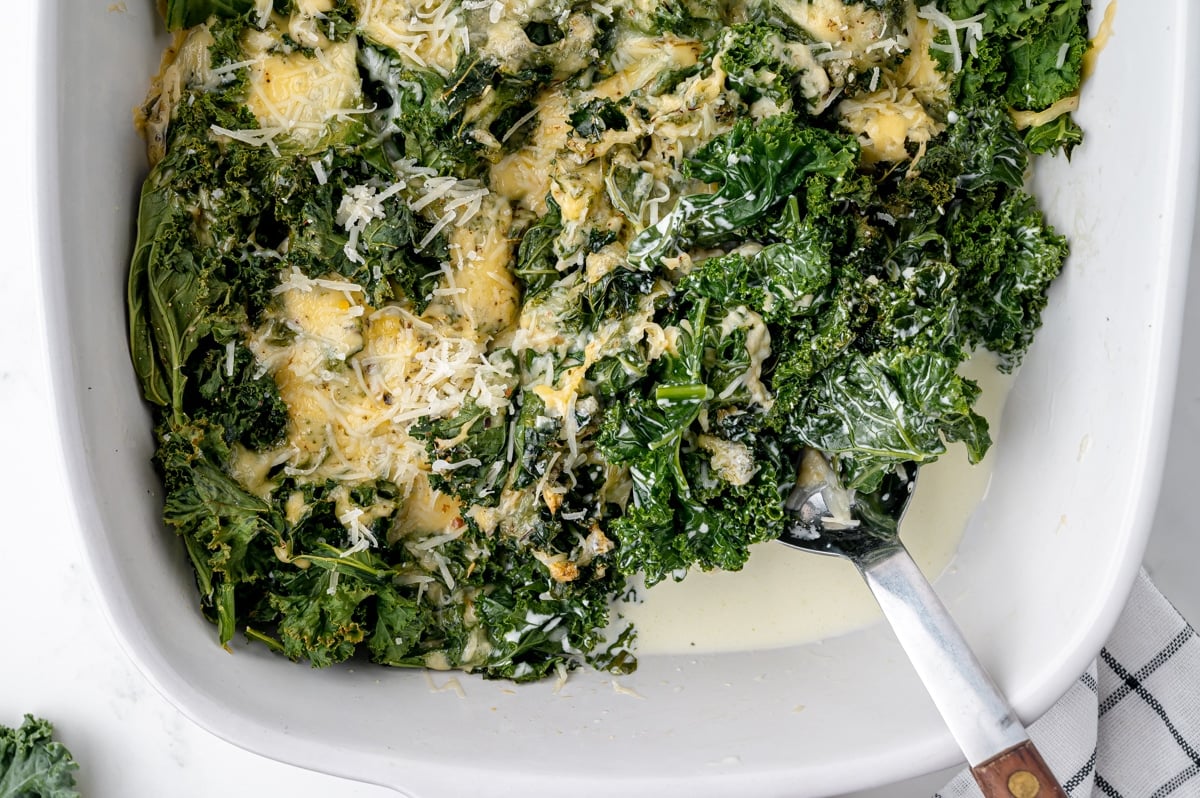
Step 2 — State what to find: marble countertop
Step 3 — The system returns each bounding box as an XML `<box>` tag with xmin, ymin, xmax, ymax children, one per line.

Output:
<box><xmin>2</xmin><ymin>6</ymin><xmax>1196</xmax><ymax>796</ymax></box>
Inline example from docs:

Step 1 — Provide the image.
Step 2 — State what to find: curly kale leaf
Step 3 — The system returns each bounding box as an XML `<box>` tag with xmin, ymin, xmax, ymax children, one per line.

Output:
<box><xmin>605</xmin><ymin>435</ymin><xmax>788</xmax><ymax>586</ymax></box>
<box><xmin>361</xmin><ymin>45</ymin><xmax>553</xmax><ymax>173</ymax></box>
<box><xmin>128</xmin><ymin>169</ymin><xmax>246</xmax><ymax>421</ymax></box>
<box><xmin>938</xmin><ymin>105</ymin><xmax>1029</xmax><ymax>193</ymax></box>
<box><xmin>359</xmin><ymin>47</ymin><xmax>486</xmax><ymax>176</ymax></box>
<box><xmin>505</xmin><ymin>392</ymin><xmax>561</xmax><ymax>490</ymax></box>
<box><xmin>474</xmin><ymin>537</ymin><xmax>619</xmax><ymax>681</ymax></box>
<box><xmin>678</xmin><ymin>214</ymin><xmax>834</xmax><ymax>325</ymax></box>
<box><xmin>0</xmin><ymin>716</ymin><xmax>79</xmax><ymax>798</ymax></box>
<box><xmin>163</xmin><ymin>0</ymin><xmax>255</xmax><ymax>30</ymax></box>
<box><xmin>717</xmin><ymin>23</ymin><xmax>793</xmax><ymax>105</ymax></box>
<box><xmin>513</xmin><ymin>196</ymin><xmax>563</xmax><ymax>298</ymax></box>
<box><xmin>1023</xmin><ymin>113</ymin><xmax>1084</xmax><ymax>157</ymax></box>
<box><xmin>367</xmin><ymin>583</ymin><xmax>435</xmax><ymax>667</ymax></box>
<box><xmin>569</xmin><ymin>98</ymin><xmax>628</xmax><ymax>141</ymax></box>
<box><xmin>949</xmin><ymin>188</ymin><xmax>1068</xmax><ymax>369</ymax></box>
<box><xmin>268</xmin><ymin>567</ymin><xmax>373</xmax><ymax>668</ymax></box>
<box><xmin>628</xmin><ymin>113</ymin><xmax>859</xmax><ymax>268</ymax></box>
<box><xmin>156</xmin><ymin>420</ymin><xmax>283</xmax><ymax>645</ymax></box>
<box><xmin>649</xmin><ymin>0</ymin><xmax>725</xmax><ymax>39</ymax></box>
<box><xmin>789</xmin><ymin>350</ymin><xmax>990</xmax><ymax>490</ymax></box>
<box><xmin>411</xmin><ymin>399</ymin><xmax>512</xmax><ymax>506</ymax></box>
<box><xmin>946</xmin><ymin>0</ymin><xmax>1090</xmax><ymax>111</ymax></box>
<box><xmin>1004</xmin><ymin>1</ymin><xmax>1090</xmax><ymax>110</ymax></box>
<box><xmin>597</xmin><ymin>297</ymin><xmax>790</xmax><ymax>585</ymax></box>
<box><xmin>193</xmin><ymin>341</ymin><xmax>289</xmax><ymax>451</ymax></box>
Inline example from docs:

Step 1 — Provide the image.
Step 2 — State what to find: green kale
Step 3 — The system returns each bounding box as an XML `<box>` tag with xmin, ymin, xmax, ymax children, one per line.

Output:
<box><xmin>507</xmin><ymin>392</ymin><xmax>560</xmax><ymax>490</ymax></box>
<box><xmin>1023</xmin><ymin>113</ymin><xmax>1084</xmax><ymax>156</ymax></box>
<box><xmin>359</xmin><ymin>47</ymin><xmax>486</xmax><ymax>176</ymax></box>
<box><xmin>582</xmin><ymin>264</ymin><xmax>657</xmax><ymax>323</ymax></box>
<box><xmin>949</xmin><ymin>188</ymin><xmax>1068</xmax><ymax>370</ymax></box>
<box><xmin>411</xmin><ymin>399</ymin><xmax>512</xmax><ymax>506</ymax></box>
<box><xmin>628</xmin><ymin>113</ymin><xmax>859</xmax><ymax>268</ymax></box>
<box><xmin>604</xmin><ymin>430</ymin><xmax>788</xmax><ymax>585</ymax></box>
<box><xmin>156</xmin><ymin>419</ymin><xmax>283</xmax><ymax>646</ymax></box>
<box><xmin>940</xmin><ymin>104</ymin><xmax>1029</xmax><ymax>193</ymax></box>
<box><xmin>717</xmin><ymin>23</ymin><xmax>802</xmax><ymax>107</ymax></box>
<box><xmin>193</xmin><ymin>341</ymin><xmax>289</xmax><ymax>451</ymax></box>
<box><xmin>682</xmin><ymin>230</ymin><xmax>833</xmax><ymax>327</ymax></box>
<box><xmin>268</xmin><ymin>567</ymin><xmax>373</xmax><ymax>668</ymax></box>
<box><xmin>367</xmin><ymin>583</ymin><xmax>435</xmax><ymax>667</ymax></box>
<box><xmin>361</xmin><ymin>45</ymin><xmax>554</xmax><ymax>172</ymax></box>
<box><xmin>163</xmin><ymin>0</ymin><xmax>255</xmax><ymax>30</ymax></box>
<box><xmin>787</xmin><ymin>350</ymin><xmax>990</xmax><ymax>490</ymax></box>
<box><xmin>1004</xmin><ymin>1</ymin><xmax>1090</xmax><ymax>110</ymax></box>
<box><xmin>649</xmin><ymin>0</ymin><xmax>726</xmax><ymax>39</ymax></box>
<box><xmin>513</xmin><ymin>196</ymin><xmax>563</xmax><ymax>298</ymax></box>
<box><xmin>127</xmin><ymin>171</ymin><xmax>246</xmax><ymax>423</ymax></box>
<box><xmin>569</xmin><ymin>98</ymin><xmax>628</xmax><ymax>141</ymax></box>
<box><xmin>604</xmin><ymin>155</ymin><xmax>657</xmax><ymax>222</ymax></box>
<box><xmin>596</xmin><ymin>297</ymin><xmax>792</xmax><ymax>585</ymax></box>
<box><xmin>474</xmin><ymin>537</ymin><xmax>619</xmax><ymax>681</ymax></box>
<box><xmin>946</xmin><ymin>0</ymin><xmax>1091</xmax><ymax>111</ymax></box>
<box><xmin>0</xmin><ymin>716</ymin><xmax>79</xmax><ymax>798</ymax></box>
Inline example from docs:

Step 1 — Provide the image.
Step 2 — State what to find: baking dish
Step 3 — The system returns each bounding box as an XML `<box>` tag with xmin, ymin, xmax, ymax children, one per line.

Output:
<box><xmin>35</xmin><ymin>2</ymin><xmax>1200</xmax><ymax>795</ymax></box>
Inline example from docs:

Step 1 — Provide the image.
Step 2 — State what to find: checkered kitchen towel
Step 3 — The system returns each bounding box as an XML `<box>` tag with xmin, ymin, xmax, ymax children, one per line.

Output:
<box><xmin>938</xmin><ymin>570</ymin><xmax>1200</xmax><ymax>798</ymax></box>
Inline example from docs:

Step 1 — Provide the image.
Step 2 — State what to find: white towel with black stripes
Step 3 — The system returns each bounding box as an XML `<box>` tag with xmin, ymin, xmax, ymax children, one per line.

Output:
<box><xmin>937</xmin><ymin>569</ymin><xmax>1200</xmax><ymax>798</ymax></box>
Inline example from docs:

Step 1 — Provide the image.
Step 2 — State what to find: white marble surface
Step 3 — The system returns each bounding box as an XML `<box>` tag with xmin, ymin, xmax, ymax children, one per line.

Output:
<box><xmin>1</xmin><ymin>7</ymin><xmax>1196</xmax><ymax>797</ymax></box>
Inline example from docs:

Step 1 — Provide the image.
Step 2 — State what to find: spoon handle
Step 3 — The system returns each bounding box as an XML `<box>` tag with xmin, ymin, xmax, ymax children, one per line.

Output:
<box><xmin>971</xmin><ymin>741</ymin><xmax>1068</xmax><ymax>798</ymax></box>
<box><xmin>854</xmin><ymin>544</ymin><xmax>1067</xmax><ymax>796</ymax></box>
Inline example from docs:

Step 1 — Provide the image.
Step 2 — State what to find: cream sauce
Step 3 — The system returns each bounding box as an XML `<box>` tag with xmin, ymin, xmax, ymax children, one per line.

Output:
<box><xmin>618</xmin><ymin>353</ymin><xmax>1013</xmax><ymax>654</ymax></box>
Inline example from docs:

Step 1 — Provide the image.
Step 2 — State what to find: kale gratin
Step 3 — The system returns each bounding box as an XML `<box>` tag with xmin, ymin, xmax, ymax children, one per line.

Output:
<box><xmin>129</xmin><ymin>0</ymin><xmax>1093</xmax><ymax>680</ymax></box>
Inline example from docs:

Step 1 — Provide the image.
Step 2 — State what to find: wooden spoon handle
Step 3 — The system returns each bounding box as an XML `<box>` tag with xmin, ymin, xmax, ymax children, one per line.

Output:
<box><xmin>971</xmin><ymin>740</ymin><xmax>1068</xmax><ymax>797</ymax></box>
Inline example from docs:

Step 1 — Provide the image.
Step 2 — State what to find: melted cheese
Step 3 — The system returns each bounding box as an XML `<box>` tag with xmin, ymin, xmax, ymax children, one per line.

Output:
<box><xmin>774</xmin><ymin>0</ymin><xmax>887</xmax><ymax>58</ymax></box>
<box><xmin>357</xmin><ymin>0</ymin><xmax>465</xmax><ymax>76</ymax></box>
<box><xmin>838</xmin><ymin>87</ymin><xmax>943</xmax><ymax>164</ymax></box>
<box><xmin>1082</xmin><ymin>1</ymin><xmax>1117</xmax><ymax>81</ymax></box>
<box><xmin>1010</xmin><ymin>95</ymin><xmax>1080</xmax><ymax>130</ymax></box>
<box><xmin>241</xmin><ymin>35</ymin><xmax>361</xmax><ymax>152</ymax></box>
<box><xmin>899</xmin><ymin>16</ymin><xmax>948</xmax><ymax>99</ymax></box>
<box><xmin>445</xmin><ymin>195</ymin><xmax>520</xmax><ymax>334</ymax></box>
<box><xmin>246</xmin><ymin>273</ymin><xmax>515</xmax><ymax>545</ymax></box>
<box><xmin>697</xmin><ymin>435</ymin><xmax>756</xmax><ymax>486</ymax></box>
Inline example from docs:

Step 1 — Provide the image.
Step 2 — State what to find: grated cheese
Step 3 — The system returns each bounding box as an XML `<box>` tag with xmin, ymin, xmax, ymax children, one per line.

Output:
<box><xmin>916</xmin><ymin>3</ymin><xmax>986</xmax><ymax>73</ymax></box>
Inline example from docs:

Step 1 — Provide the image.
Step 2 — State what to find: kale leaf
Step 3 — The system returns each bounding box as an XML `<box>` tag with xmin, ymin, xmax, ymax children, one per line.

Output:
<box><xmin>1023</xmin><ymin>113</ymin><xmax>1084</xmax><ymax>156</ymax></box>
<box><xmin>628</xmin><ymin>114</ymin><xmax>859</xmax><ymax>268</ymax></box>
<box><xmin>788</xmin><ymin>350</ymin><xmax>990</xmax><ymax>490</ymax></box>
<box><xmin>411</xmin><ymin>399</ymin><xmax>512</xmax><ymax>506</ymax></box>
<box><xmin>513</xmin><ymin>196</ymin><xmax>563</xmax><ymax>298</ymax></box>
<box><xmin>717</xmin><ymin>23</ymin><xmax>803</xmax><ymax>107</ymax></box>
<box><xmin>569</xmin><ymin>98</ymin><xmax>628</xmax><ymax>141</ymax></box>
<box><xmin>0</xmin><ymin>716</ymin><xmax>80</xmax><ymax>798</ymax></box>
<box><xmin>949</xmin><ymin>189</ymin><xmax>1068</xmax><ymax>369</ymax></box>
<box><xmin>163</xmin><ymin>0</ymin><xmax>255</xmax><ymax>30</ymax></box>
<box><xmin>947</xmin><ymin>0</ymin><xmax>1090</xmax><ymax>111</ymax></box>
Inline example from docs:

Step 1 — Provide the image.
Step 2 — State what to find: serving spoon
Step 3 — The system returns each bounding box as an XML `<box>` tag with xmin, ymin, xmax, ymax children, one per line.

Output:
<box><xmin>779</xmin><ymin>449</ymin><xmax>1067</xmax><ymax>798</ymax></box>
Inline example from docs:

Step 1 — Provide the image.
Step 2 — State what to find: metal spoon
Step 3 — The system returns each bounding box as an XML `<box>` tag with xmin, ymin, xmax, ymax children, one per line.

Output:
<box><xmin>779</xmin><ymin>449</ymin><xmax>1067</xmax><ymax>798</ymax></box>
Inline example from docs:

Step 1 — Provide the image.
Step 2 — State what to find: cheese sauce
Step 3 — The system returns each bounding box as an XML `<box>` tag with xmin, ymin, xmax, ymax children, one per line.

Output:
<box><xmin>618</xmin><ymin>354</ymin><xmax>1012</xmax><ymax>654</ymax></box>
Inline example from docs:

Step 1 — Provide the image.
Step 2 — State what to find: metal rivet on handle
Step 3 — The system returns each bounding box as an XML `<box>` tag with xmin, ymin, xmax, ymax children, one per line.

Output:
<box><xmin>1007</xmin><ymin>770</ymin><xmax>1040</xmax><ymax>798</ymax></box>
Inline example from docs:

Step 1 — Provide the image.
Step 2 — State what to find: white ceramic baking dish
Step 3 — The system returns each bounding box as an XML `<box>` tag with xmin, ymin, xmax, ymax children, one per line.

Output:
<box><xmin>35</xmin><ymin>2</ymin><xmax>1200</xmax><ymax>796</ymax></box>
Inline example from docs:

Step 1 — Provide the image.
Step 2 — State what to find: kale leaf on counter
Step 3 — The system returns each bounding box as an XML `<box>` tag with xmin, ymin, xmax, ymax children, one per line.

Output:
<box><xmin>0</xmin><ymin>716</ymin><xmax>80</xmax><ymax>798</ymax></box>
